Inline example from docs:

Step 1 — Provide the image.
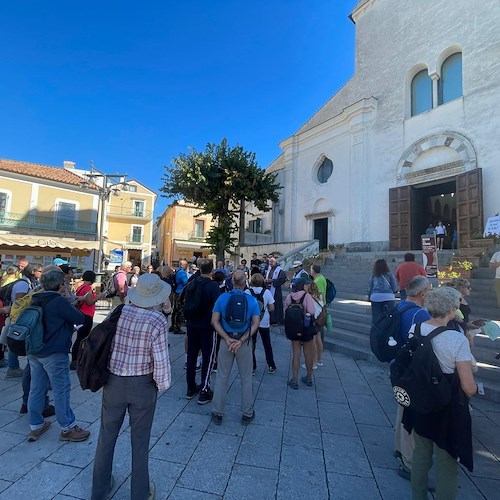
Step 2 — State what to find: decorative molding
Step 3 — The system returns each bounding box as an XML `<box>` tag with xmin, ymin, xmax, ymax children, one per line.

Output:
<box><xmin>396</xmin><ymin>131</ymin><xmax>477</xmax><ymax>184</ymax></box>
<box><xmin>304</xmin><ymin>210</ymin><xmax>334</xmax><ymax>221</ymax></box>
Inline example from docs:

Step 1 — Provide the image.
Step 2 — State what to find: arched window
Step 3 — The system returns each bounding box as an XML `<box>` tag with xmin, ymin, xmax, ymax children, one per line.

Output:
<box><xmin>438</xmin><ymin>53</ymin><xmax>462</xmax><ymax>105</ymax></box>
<box><xmin>317</xmin><ymin>158</ymin><xmax>333</xmax><ymax>183</ymax></box>
<box><xmin>411</xmin><ymin>70</ymin><xmax>432</xmax><ymax>116</ymax></box>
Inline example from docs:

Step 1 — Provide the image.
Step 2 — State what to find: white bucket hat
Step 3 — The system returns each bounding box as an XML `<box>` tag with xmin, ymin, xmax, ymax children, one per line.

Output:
<box><xmin>127</xmin><ymin>273</ymin><xmax>171</xmax><ymax>308</ymax></box>
<box><xmin>292</xmin><ymin>260</ymin><xmax>303</xmax><ymax>267</ymax></box>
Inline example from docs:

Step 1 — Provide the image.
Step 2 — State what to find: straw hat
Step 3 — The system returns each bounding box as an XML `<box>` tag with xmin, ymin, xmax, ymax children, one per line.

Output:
<box><xmin>127</xmin><ymin>273</ymin><xmax>171</xmax><ymax>308</ymax></box>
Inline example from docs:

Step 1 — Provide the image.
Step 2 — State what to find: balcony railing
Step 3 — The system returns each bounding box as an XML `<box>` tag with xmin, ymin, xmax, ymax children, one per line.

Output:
<box><xmin>187</xmin><ymin>231</ymin><xmax>206</xmax><ymax>241</ymax></box>
<box><xmin>107</xmin><ymin>207</ymin><xmax>153</xmax><ymax>219</ymax></box>
<box><xmin>126</xmin><ymin>234</ymin><xmax>144</xmax><ymax>244</ymax></box>
<box><xmin>0</xmin><ymin>211</ymin><xmax>97</xmax><ymax>235</ymax></box>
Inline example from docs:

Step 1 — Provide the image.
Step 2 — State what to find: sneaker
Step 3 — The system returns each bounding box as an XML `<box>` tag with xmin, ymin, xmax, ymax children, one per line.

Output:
<box><xmin>242</xmin><ymin>410</ymin><xmax>255</xmax><ymax>425</ymax></box>
<box><xmin>5</xmin><ymin>368</ymin><xmax>24</xmax><ymax>378</ymax></box>
<box><xmin>20</xmin><ymin>404</ymin><xmax>28</xmax><ymax>414</ymax></box>
<box><xmin>301</xmin><ymin>375</ymin><xmax>313</xmax><ymax>387</ymax></box>
<box><xmin>301</xmin><ymin>363</ymin><xmax>317</xmax><ymax>370</ymax></box>
<box><xmin>268</xmin><ymin>366</ymin><xmax>276</xmax><ymax>374</ymax></box>
<box><xmin>60</xmin><ymin>425</ymin><xmax>90</xmax><ymax>442</ymax></box>
<box><xmin>69</xmin><ymin>361</ymin><xmax>77</xmax><ymax>371</ymax></box>
<box><xmin>198</xmin><ymin>388</ymin><xmax>213</xmax><ymax>405</ymax></box>
<box><xmin>148</xmin><ymin>481</ymin><xmax>156</xmax><ymax>500</ymax></box>
<box><xmin>42</xmin><ymin>405</ymin><xmax>56</xmax><ymax>418</ymax></box>
<box><xmin>186</xmin><ymin>384</ymin><xmax>202</xmax><ymax>400</ymax></box>
<box><xmin>211</xmin><ymin>412</ymin><xmax>223</xmax><ymax>426</ymax></box>
<box><xmin>315</xmin><ymin>361</ymin><xmax>324</xmax><ymax>367</ymax></box>
<box><xmin>28</xmin><ymin>420</ymin><xmax>51</xmax><ymax>442</ymax></box>
<box><xmin>287</xmin><ymin>378</ymin><xmax>298</xmax><ymax>390</ymax></box>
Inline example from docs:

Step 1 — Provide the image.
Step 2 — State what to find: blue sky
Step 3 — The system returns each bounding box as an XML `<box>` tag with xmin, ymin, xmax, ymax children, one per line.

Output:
<box><xmin>0</xmin><ymin>0</ymin><xmax>357</xmax><ymax>216</ymax></box>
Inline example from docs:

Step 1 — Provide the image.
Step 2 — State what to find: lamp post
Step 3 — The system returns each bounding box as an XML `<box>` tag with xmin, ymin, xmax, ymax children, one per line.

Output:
<box><xmin>81</xmin><ymin>165</ymin><xmax>129</xmax><ymax>273</ymax></box>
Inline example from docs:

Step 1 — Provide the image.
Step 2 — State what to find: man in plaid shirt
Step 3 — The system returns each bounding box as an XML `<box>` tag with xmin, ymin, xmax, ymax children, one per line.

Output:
<box><xmin>92</xmin><ymin>273</ymin><xmax>171</xmax><ymax>500</ymax></box>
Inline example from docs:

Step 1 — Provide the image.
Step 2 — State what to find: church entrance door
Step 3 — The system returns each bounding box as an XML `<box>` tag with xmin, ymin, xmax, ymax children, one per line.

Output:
<box><xmin>389</xmin><ymin>169</ymin><xmax>483</xmax><ymax>251</ymax></box>
<box><xmin>313</xmin><ymin>218</ymin><xmax>328</xmax><ymax>250</ymax></box>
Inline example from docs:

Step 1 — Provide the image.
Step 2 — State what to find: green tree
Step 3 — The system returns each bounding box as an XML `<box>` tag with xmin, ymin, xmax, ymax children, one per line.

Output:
<box><xmin>161</xmin><ymin>139</ymin><xmax>281</xmax><ymax>261</ymax></box>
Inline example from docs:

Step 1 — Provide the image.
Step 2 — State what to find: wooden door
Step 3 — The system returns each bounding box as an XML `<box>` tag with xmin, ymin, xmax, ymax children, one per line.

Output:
<box><xmin>456</xmin><ymin>169</ymin><xmax>483</xmax><ymax>248</ymax></box>
<box><xmin>389</xmin><ymin>186</ymin><xmax>413</xmax><ymax>250</ymax></box>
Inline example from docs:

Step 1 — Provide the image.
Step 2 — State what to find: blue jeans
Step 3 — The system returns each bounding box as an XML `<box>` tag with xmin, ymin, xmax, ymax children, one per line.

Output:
<box><xmin>27</xmin><ymin>353</ymin><xmax>75</xmax><ymax>431</ymax></box>
<box><xmin>22</xmin><ymin>362</ymin><xmax>49</xmax><ymax>408</ymax></box>
<box><xmin>8</xmin><ymin>350</ymin><xmax>19</xmax><ymax>370</ymax></box>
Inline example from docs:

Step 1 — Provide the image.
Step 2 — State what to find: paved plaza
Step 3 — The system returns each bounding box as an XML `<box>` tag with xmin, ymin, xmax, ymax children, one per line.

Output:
<box><xmin>0</xmin><ymin>314</ymin><xmax>499</xmax><ymax>499</ymax></box>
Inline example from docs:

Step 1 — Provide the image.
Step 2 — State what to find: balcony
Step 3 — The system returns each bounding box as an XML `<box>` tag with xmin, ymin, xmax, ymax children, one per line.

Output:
<box><xmin>107</xmin><ymin>206</ymin><xmax>153</xmax><ymax>220</ymax></box>
<box><xmin>0</xmin><ymin>211</ymin><xmax>97</xmax><ymax>235</ymax></box>
<box><xmin>126</xmin><ymin>234</ymin><xmax>144</xmax><ymax>244</ymax></box>
<box><xmin>187</xmin><ymin>231</ymin><xmax>206</xmax><ymax>241</ymax></box>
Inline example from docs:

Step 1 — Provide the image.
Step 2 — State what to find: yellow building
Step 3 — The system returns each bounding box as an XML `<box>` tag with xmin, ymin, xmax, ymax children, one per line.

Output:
<box><xmin>0</xmin><ymin>158</ymin><xmax>99</xmax><ymax>269</ymax></box>
<box><xmin>0</xmin><ymin>159</ymin><xmax>157</xmax><ymax>272</ymax></box>
<box><xmin>157</xmin><ymin>199</ymin><xmax>215</xmax><ymax>266</ymax></box>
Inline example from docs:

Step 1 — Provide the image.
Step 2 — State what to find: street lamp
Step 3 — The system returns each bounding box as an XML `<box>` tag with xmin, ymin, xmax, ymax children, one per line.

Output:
<box><xmin>81</xmin><ymin>165</ymin><xmax>129</xmax><ymax>273</ymax></box>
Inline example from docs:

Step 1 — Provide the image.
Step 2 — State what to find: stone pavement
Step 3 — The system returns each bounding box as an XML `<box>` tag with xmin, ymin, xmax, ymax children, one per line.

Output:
<box><xmin>0</xmin><ymin>317</ymin><xmax>499</xmax><ymax>499</ymax></box>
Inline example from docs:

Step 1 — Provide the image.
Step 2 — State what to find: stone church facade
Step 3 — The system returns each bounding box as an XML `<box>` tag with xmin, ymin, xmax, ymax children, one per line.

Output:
<box><xmin>257</xmin><ymin>0</ymin><xmax>500</xmax><ymax>251</ymax></box>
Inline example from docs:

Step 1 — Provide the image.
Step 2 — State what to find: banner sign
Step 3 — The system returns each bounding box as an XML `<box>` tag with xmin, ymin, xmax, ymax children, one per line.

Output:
<box><xmin>484</xmin><ymin>216</ymin><xmax>500</xmax><ymax>237</ymax></box>
<box><xmin>421</xmin><ymin>234</ymin><xmax>438</xmax><ymax>278</ymax></box>
<box><xmin>109</xmin><ymin>249</ymin><xmax>123</xmax><ymax>264</ymax></box>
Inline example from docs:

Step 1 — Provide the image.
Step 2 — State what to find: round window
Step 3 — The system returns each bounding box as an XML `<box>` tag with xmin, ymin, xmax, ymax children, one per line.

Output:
<box><xmin>317</xmin><ymin>158</ymin><xmax>333</xmax><ymax>183</ymax></box>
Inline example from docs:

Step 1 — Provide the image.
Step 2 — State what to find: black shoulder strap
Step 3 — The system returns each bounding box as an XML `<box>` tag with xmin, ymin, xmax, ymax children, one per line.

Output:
<box><xmin>414</xmin><ymin>323</ymin><xmax>449</xmax><ymax>340</ymax></box>
<box><xmin>399</xmin><ymin>303</ymin><xmax>420</xmax><ymax>314</ymax></box>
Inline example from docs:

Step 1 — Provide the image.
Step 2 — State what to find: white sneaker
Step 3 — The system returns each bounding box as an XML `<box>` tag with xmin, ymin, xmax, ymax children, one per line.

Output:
<box><xmin>316</xmin><ymin>361</ymin><xmax>324</xmax><ymax>367</ymax></box>
<box><xmin>301</xmin><ymin>363</ymin><xmax>318</xmax><ymax>370</ymax></box>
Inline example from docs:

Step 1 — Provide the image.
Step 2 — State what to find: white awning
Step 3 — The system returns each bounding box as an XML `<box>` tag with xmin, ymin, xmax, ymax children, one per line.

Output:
<box><xmin>174</xmin><ymin>239</ymin><xmax>209</xmax><ymax>250</ymax></box>
<box><xmin>0</xmin><ymin>235</ymin><xmax>99</xmax><ymax>251</ymax></box>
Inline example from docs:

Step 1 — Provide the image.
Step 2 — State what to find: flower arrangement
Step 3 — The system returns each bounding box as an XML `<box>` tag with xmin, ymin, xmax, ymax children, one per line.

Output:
<box><xmin>438</xmin><ymin>260</ymin><xmax>473</xmax><ymax>281</ymax></box>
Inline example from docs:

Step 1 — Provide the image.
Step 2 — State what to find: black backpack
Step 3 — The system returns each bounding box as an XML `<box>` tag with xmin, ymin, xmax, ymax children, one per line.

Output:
<box><xmin>284</xmin><ymin>294</ymin><xmax>306</xmax><ymax>340</ymax></box>
<box><xmin>390</xmin><ymin>323</ymin><xmax>452</xmax><ymax>415</ymax></box>
<box><xmin>103</xmin><ymin>273</ymin><xmax>118</xmax><ymax>298</ymax></box>
<box><xmin>76</xmin><ymin>304</ymin><xmax>125</xmax><ymax>392</ymax></box>
<box><xmin>182</xmin><ymin>277</ymin><xmax>211</xmax><ymax>322</ymax></box>
<box><xmin>224</xmin><ymin>292</ymin><xmax>249</xmax><ymax>334</ymax></box>
<box><xmin>325</xmin><ymin>278</ymin><xmax>337</xmax><ymax>305</ymax></box>
<box><xmin>0</xmin><ymin>279</ymin><xmax>20</xmax><ymax>306</ymax></box>
<box><xmin>249</xmin><ymin>288</ymin><xmax>266</xmax><ymax>319</ymax></box>
<box><xmin>370</xmin><ymin>303</ymin><xmax>420</xmax><ymax>362</ymax></box>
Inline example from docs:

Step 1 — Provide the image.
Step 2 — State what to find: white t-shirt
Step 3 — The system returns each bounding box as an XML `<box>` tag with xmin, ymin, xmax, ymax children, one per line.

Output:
<box><xmin>246</xmin><ymin>287</ymin><xmax>275</xmax><ymax>328</ymax></box>
<box><xmin>311</xmin><ymin>296</ymin><xmax>324</xmax><ymax>319</ymax></box>
<box><xmin>408</xmin><ymin>322</ymin><xmax>472</xmax><ymax>374</ymax></box>
<box><xmin>490</xmin><ymin>251</ymin><xmax>500</xmax><ymax>279</ymax></box>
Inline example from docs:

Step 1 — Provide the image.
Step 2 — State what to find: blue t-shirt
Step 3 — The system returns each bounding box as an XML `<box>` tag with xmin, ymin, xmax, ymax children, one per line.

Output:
<box><xmin>213</xmin><ymin>289</ymin><xmax>260</xmax><ymax>333</ymax></box>
<box><xmin>175</xmin><ymin>268</ymin><xmax>188</xmax><ymax>294</ymax></box>
<box><xmin>398</xmin><ymin>301</ymin><xmax>431</xmax><ymax>342</ymax></box>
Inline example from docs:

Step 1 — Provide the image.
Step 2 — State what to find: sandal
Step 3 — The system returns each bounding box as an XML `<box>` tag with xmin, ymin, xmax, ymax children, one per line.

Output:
<box><xmin>287</xmin><ymin>378</ymin><xmax>298</xmax><ymax>390</ymax></box>
<box><xmin>301</xmin><ymin>376</ymin><xmax>313</xmax><ymax>387</ymax></box>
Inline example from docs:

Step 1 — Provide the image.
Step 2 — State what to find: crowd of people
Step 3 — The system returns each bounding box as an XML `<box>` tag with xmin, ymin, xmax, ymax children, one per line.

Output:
<box><xmin>0</xmin><ymin>249</ymin><xmax>488</xmax><ymax>500</ymax></box>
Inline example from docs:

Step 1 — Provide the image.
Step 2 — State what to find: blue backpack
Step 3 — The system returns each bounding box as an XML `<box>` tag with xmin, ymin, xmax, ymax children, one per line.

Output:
<box><xmin>224</xmin><ymin>292</ymin><xmax>249</xmax><ymax>334</ymax></box>
<box><xmin>7</xmin><ymin>295</ymin><xmax>57</xmax><ymax>356</ymax></box>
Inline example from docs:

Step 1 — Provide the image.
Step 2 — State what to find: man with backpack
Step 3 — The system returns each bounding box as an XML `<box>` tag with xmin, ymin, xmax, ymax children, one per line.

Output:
<box><xmin>393</xmin><ymin>276</ymin><xmax>432</xmax><ymax>480</ymax></box>
<box><xmin>211</xmin><ymin>270</ymin><xmax>260</xmax><ymax>426</ymax></box>
<box><xmin>27</xmin><ymin>265</ymin><xmax>90</xmax><ymax>443</ymax></box>
<box><xmin>111</xmin><ymin>261</ymin><xmax>132</xmax><ymax>308</ymax></box>
<box><xmin>246</xmin><ymin>272</ymin><xmax>277</xmax><ymax>374</ymax></box>
<box><xmin>91</xmin><ymin>273</ymin><xmax>170</xmax><ymax>500</ymax></box>
<box><xmin>183</xmin><ymin>259</ymin><xmax>221</xmax><ymax>405</ymax></box>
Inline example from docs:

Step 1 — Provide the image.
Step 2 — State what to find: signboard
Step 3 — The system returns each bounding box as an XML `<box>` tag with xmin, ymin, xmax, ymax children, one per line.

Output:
<box><xmin>109</xmin><ymin>249</ymin><xmax>123</xmax><ymax>264</ymax></box>
<box><xmin>484</xmin><ymin>216</ymin><xmax>500</xmax><ymax>237</ymax></box>
<box><xmin>421</xmin><ymin>234</ymin><xmax>438</xmax><ymax>278</ymax></box>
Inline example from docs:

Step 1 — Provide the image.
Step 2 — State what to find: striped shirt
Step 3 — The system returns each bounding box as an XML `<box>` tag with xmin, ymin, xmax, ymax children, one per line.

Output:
<box><xmin>109</xmin><ymin>304</ymin><xmax>171</xmax><ymax>391</ymax></box>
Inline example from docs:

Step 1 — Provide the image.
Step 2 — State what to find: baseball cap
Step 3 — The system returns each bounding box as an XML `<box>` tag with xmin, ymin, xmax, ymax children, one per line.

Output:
<box><xmin>60</xmin><ymin>264</ymin><xmax>76</xmax><ymax>274</ymax></box>
<box><xmin>293</xmin><ymin>260</ymin><xmax>303</xmax><ymax>267</ymax></box>
<box><xmin>53</xmin><ymin>258</ymin><xmax>68</xmax><ymax>266</ymax></box>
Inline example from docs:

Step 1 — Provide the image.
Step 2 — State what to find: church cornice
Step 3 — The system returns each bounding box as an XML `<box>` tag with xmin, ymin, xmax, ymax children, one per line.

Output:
<box><xmin>349</xmin><ymin>0</ymin><xmax>380</xmax><ymax>24</ymax></box>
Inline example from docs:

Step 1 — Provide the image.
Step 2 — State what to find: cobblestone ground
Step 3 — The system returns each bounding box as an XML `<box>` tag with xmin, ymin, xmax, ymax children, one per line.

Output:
<box><xmin>0</xmin><ymin>316</ymin><xmax>499</xmax><ymax>499</ymax></box>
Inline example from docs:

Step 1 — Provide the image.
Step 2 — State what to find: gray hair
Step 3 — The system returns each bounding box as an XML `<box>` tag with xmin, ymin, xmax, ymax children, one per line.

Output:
<box><xmin>232</xmin><ymin>270</ymin><xmax>246</xmax><ymax>288</ymax></box>
<box><xmin>406</xmin><ymin>276</ymin><xmax>430</xmax><ymax>297</ymax></box>
<box><xmin>424</xmin><ymin>287</ymin><xmax>461</xmax><ymax>318</ymax></box>
<box><xmin>40</xmin><ymin>265</ymin><xmax>64</xmax><ymax>291</ymax></box>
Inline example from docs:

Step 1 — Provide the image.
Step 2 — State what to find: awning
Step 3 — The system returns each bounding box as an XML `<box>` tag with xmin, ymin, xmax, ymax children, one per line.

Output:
<box><xmin>0</xmin><ymin>235</ymin><xmax>99</xmax><ymax>251</ymax></box>
<box><xmin>174</xmin><ymin>239</ymin><xmax>209</xmax><ymax>250</ymax></box>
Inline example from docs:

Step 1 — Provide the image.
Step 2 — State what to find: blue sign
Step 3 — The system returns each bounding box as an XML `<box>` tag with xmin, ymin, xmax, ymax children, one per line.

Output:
<box><xmin>109</xmin><ymin>249</ymin><xmax>124</xmax><ymax>264</ymax></box>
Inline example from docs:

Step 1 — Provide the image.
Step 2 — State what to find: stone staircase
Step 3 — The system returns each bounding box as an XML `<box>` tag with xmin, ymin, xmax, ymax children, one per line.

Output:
<box><xmin>317</xmin><ymin>250</ymin><xmax>500</xmax><ymax>403</ymax></box>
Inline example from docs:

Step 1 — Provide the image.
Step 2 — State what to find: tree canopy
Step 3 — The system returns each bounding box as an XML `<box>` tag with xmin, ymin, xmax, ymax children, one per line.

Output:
<box><xmin>161</xmin><ymin>139</ymin><xmax>281</xmax><ymax>260</ymax></box>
